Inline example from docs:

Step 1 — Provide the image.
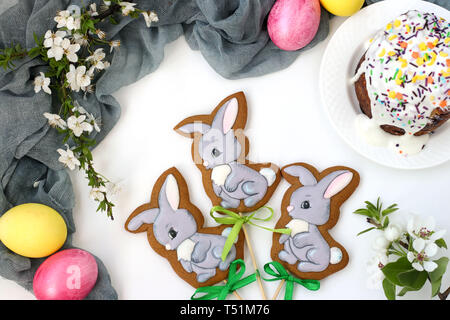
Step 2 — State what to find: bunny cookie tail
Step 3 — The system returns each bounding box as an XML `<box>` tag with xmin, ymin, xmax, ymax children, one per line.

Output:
<box><xmin>259</xmin><ymin>168</ymin><xmax>276</xmax><ymax>187</ymax></box>
<box><xmin>329</xmin><ymin>247</ymin><xmax>343</xmax><ymax>265</ymax></box>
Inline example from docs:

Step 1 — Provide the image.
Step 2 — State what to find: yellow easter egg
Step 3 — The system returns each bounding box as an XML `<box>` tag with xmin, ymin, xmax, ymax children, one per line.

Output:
<box><xmin>320</xmin><ymin>0</ymin><xmax>364</xmax><ymax>17</ymax></box>
<box><xmin>0</xmin><ymin>203</ymin><xmax>67</xmax><ymax>258</ymax></box>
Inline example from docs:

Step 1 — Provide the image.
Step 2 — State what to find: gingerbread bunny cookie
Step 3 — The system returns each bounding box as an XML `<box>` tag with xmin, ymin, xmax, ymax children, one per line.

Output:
<box><xmin>174</xmin><ymin>92</ymin><xmax>281</xmax><ymax>213</ymax></box>
<box><xmin>271</xmin><ymin>163</ymin><xmax>360</xmax><ymax>280</ymax></box>
<box><xmin>125</xmin><ymin>167</ymin><xmax>245</xmax><ymax>288</ymax></box>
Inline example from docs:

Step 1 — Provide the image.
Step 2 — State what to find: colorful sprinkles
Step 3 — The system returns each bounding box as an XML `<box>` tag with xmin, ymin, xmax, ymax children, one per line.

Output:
<box><xmin>356</xmin><ymin>10</ymin><xmax>450</xmax><ymax>135</ymax></box>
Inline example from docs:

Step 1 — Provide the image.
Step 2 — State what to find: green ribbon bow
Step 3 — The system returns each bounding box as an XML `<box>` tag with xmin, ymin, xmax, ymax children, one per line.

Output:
<box><xmin>210</xmin><ymin>206</ymin><xmax>291</xmax><ymax>261</ymax></box>
<box><xmin>191</xmin><ymin>259</ymin><xmax>256</xmax><ymax>300</ymax></box>
<box><xmin>263</xmin><ymin>261</ymin><xmax>320</xmax><ymax>300</ymax></box>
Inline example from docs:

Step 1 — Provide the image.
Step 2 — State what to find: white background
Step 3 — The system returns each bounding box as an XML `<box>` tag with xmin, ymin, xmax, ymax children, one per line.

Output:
<box><xmin>1</xmin><ymin>11</ymin><xmax>449</xmax><ymax>300</ymax></box>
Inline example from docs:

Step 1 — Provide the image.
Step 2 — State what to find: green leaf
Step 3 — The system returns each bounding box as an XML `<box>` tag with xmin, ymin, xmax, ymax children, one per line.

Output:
<box><xmin>429</xmin><ymin>257</ymin><xmax>449</xmax><ymax>283</ymax></box>
<box><xmin>431</xmin><ymin>277</ymin><xmax>442</xmax><ymax>297</ymax></box>
<box><xmin>357</xmin><ymin>227</ymin><xmax>376</xmax><ymax>236</ymax></box>
<box><xmin>382</xmin><ymin>216</ymin><xmax>390</xmax><ymax>229</ymax></box>
<box><xmin>435</xmin><ymin>238</ymin><xmax>448</xmax><ymax>249</ymax></box>
<box><xmin>382</xmin><ymin>204</ymin><xmax>399</xmax><ymax>216</ymax></box>
<box><xmin>397</xmin><ymin>287</ymin><xmax>411</xmax><ymax>297</ymax></box>
<box><xmin>397</xmin><ymin>269</ymin><xmax>427</xmax><ymax>290</ymax></box>
<box><xmin>353</xmin><ymin>208</ymin><xmax>372</xmax><ymax>217</ymax></box>
<box><xmin>382</xmin><ymin>278</ymin><xmax>396</xmax><ymax>300</ymax></box>
<box><xmin>382</xmin><ymin>257</ymin><xmax>414</xmax><ymax>286</ymax></box>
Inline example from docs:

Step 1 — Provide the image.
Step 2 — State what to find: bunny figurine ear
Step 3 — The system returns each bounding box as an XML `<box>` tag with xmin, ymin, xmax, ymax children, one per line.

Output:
<box><xmin>175</xmin><ymin>122</ymin><xmax>211</xmax><ymax>137</ymax></box>
<box><xmin>127</xmin><ymin>208</ymin><xmax>159</xmax><ymax>231</ymax></box>
<box><xmin>322</xmin><ymin>171</ymin><xmax>354</xmax><ymax>199</ymax></box>
<box><xmin>212</xmin><ymin>98</ymin><xmax>239</xmax><ymax>134</ymax></box>
<box><xmin>159</xmin><ymin>174</ymin><xmax>180</xmax><ymax>211</ymax></box>
<box><xmin>283</xmin><ymin>165</ymin><xmax>317</xmax><ymax>186</ymax></box>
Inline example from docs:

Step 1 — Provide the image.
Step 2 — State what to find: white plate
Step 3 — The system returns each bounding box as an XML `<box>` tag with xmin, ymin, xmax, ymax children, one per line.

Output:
<box><xmin>319</xmin><ymin>0</ymin><xmax>450</xmax><ymax>169</ymax></box>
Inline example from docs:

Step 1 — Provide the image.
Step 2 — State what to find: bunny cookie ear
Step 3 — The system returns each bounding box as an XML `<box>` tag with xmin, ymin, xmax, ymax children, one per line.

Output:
<box><xmin>283</xmin><ymin>165</ymin><xmax>317</xmax><ymax>186</ymax></box>
<box><xmin>212</xmin><ymin>98</ymin><xmax>239</xmax><ymax>134</ymax></box>
<box><xmin>320</xmin><ymin>171</ymin><xmax>354</xmax><ymax>199</ymax></box>
<box><xmin>174</xmin><ymin>121</ymin><xmax>211</xmax><ymax>138</ymax></box>
<box><xmin>159</xmin><ymin>174</ymin><xmax>180</xmax><ymax>211</ymax></box>
<box><xmin>127</xmin><ymin>208</ymin><xmax>159</xmax><ymax>232</ymax></box>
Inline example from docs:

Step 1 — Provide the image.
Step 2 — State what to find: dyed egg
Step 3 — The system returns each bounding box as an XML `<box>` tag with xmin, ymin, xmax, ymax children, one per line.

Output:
<box><xmin>33</xmin><ymin>249</ymin><xmax>98</xmax><ymax>300</ymax></box>
<box><xmin>268</xmin><ymin>0</ymin><xmax>321</xmax><ymax>51</ymax></box>
<box><xmin>0</xmin><ymin>203</ymin><xmax>67</xmax><ymax>258</ymax></box>
<box><xmin>320</xmin><ymin>0</ymin><xmax>364</xmax><ymax>17</ymax></box>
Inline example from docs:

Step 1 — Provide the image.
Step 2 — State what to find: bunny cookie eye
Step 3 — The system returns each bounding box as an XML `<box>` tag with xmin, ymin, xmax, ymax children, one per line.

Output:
<box><xmin>168</xmin><ymin>227</ymin><xmax>178</xmax><ymax>239</ymax></box>
<box><xmin>211</xmin><ymin>148</ymin><xmax>222</xmax><ymax>158</ymax></box>
<box><xmin>300</xmin><ymin>200</ymin><xmax>311</xmax><ymax>209</ymax></box>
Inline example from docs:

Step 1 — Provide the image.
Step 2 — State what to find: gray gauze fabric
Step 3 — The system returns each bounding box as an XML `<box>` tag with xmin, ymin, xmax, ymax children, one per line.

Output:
<box><xmin>0</xmin><ymin>0</ymin><xmax>329</xmax><ymax>299</ymax></box>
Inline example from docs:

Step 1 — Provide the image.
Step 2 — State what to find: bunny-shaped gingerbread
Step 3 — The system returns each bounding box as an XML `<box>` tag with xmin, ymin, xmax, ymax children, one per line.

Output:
<box><xmin>125</xmin><ymin>167</ymin><xmax>244</xmax><ymax>287</ymax></box>
<box><xmin>271</xmin><ymin>163</ymin><xmax>360</xmax><ymax>280</ymax></box>
<box><xmin>174</xmin><ymin>92</ymin><xmax>281</xmax><ymax>213</ymax></box>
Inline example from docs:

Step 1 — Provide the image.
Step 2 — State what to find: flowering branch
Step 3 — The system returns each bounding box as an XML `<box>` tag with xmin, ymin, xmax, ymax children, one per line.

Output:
<box><xmin>1</xmin><ymin>1</ymin><xmax>158</xmax><ymax>220</ymax></box>
<box><xmin>354</xmin><ymin>198</ymin><xmax>449</xmax><ymax>300</ymax></box>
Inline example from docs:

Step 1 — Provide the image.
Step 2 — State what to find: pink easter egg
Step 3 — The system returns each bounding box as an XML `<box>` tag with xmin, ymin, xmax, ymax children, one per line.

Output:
<box><xmin>33</xmin><ymin>249</ymin><xmax>98</xmax><ymax>300</ymax></box>
<box><xmin>268</xmin><ymin>0</ymin><xmax>321</xmax><ymax>51</ymax></box>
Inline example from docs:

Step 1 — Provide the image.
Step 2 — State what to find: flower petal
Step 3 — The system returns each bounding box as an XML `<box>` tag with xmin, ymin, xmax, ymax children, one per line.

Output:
<box><xmin>423</xmin><ymin>261</ymin><xmax>438</xmax><ymax>272</ymax></box>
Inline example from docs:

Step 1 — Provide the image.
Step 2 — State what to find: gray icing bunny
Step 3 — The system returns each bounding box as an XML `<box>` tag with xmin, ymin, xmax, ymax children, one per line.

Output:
<box><xmin>278</xmin><ymin>165</ymin><xmax>354</xmax><ymax>273</ymax></box>
<box><xmin>126</xmin><ymin>172</ymin><xmax>236</xmax><ymax>283</ymax></box>
<box><xmin>175</xmin><ymin>92</ymin><xmax>278</xmax><ymax>211</ymax></box>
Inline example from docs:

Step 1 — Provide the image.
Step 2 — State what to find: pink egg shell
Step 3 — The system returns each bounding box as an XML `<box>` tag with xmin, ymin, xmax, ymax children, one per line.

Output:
<box><xmin>268</xmin><ymin>0</ymin><xmax>321</xmax><ymax>51</ymax></box>
<box><xmin>33</xmin><ymin>249</ymin><xmax>98</xmax><ymax>300</ymax></box>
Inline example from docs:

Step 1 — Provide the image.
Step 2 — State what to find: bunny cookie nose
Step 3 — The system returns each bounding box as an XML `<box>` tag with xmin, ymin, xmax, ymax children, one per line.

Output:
<box><xmin>203</xmin><ymin>161</ymin><xmax>209</xmax><ymax>167</ymax></box>
<box><xmin>165</xmin><ymin>243</ymin><xmax>171</xmax><ymax>250</ymax></box>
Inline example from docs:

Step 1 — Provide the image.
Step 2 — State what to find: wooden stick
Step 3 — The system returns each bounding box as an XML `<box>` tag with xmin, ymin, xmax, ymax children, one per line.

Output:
<box><xmin>223</xmin><ymin>280</ymin><xmax>244</xmax><ymax>300</ymax></box>
<box><xmin>271</xmin><ymin>279</ymin><xmax>285</xmax><ymax>300</ymax></box>
<box><xmin>239</xmin><ymin>213</ymin><xmax>267</xmax><ymax>300</ymax></box>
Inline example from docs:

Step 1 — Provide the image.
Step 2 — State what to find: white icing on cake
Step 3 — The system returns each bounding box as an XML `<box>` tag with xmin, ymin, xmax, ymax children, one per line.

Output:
<box><xmin>355</xmin><ymin>114</ymin><xmax>429</xmax><ymax>156</ymax></box>
<box><xmin>353</xmin><ymin>10</ymin><xmax>449</xmax><ymax>155</ymax></box>
<box><xmin>211</xmin><ymin>164</ymin><xmax>231</xmax><ymax>186</ymax></box>
<box><xmin>176</xmin><ymin>238</ymin><xmax>195</xmax><ymax>261</ymax></box>
<box><xmin>286</xmin><ymin>219</ymin><xmax>309</xmax><ymax>237</ymax></box>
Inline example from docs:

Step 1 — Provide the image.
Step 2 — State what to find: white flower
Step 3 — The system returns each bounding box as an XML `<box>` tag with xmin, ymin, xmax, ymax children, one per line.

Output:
<box><xmin>142</xmin><ymin>11</ymin><xmax>159</xmax><ymax>28</ymax></box>
<box><xmin>72</xmin><ymin>101</ymin><xmax>87</xmax><ymax>115</ymax></box>
<box><xmin>61</xmin><ymin>38</ymin><xmax>80</xmax><ymax>63</ymax></box>
<box><xmin>72</xmin><ymin>33</ymin><xmax>89</xmax><ymax>47</ymax></box>
<box><xmin>54</xmin><ymin>10</ymin><xmax>71</xmax><ymax>28</ymax></box>
<box><xmin>95</xmin><ymin>29</ymin><xmax>106</xmax><ymax>40</ymax></box>
<box><xmin>47</xmin><ymin>43</ymin><xmax>64</xmax><ymax>61</ymax></box>
<box><xmin>104</xmin><ymin>1</ymin><xmax>111</xmax><ymax>6</ymax></box>
<box><xmin>384</xmin><ymin>223</ymin><xmax>403</xmax><ymax>242</ymax></box>
<box><xmin>407</xmin><ymin>238</ymin><xmax>439</xmax><ymax>272</ymax></box>
<box><xmin>109</xmin><ymin>40</ymin><xmax>121</xmax><ymax>53</ymax></box>
<box><xmin>88</xmin><ymin>3</ymin><xmax>99</xmax><ymax>17</ymax></box>
<box><xmin>67</xmin><ymin>65</ymin><xmax>91</xmax><ymax>92</ymax></box>
<box><xmin>407</xmin><ymin>215</ymin><xmax>446</xmax><ymax>243</ymax></box>
<box><xmin>86</xmin><ymin>48</ymin><xmax>107</xmax><ymax>70</ymax></box>
<box><xmin>366</xmin><ymin>253</ymin><xmax>388</xmax><ymax>289</ymax></box>
<box><xmin>43</xmin><ymin>30</ymin><xmax>66</xmax><ymax>48</ymax></box>
<box><xmin>119</xmin><ymin>2</ymin><xmax>137</xmax><ymax>16</ymax></box>
<box><xmin>34</xmin><ymin>72</ymin><xmax>51</xmax><ymax>95</ymax></box>
<box><xmin>57</xmin><ymin>147</ymin><xmax>80</xmax><ymax>170</ymax></box>
<box><xmin>106</xmin><ymin>182</ymin><xmax>122</xmax><ymax>197</ymax></box>
<box><xmin>90</xmin><ymin>186</ymin><xmax>107</xmax><ymax>202</ymax></box>
<box><xmin>67</xmin><ymin>115</ymin><xmax>93</xmax><ymax>137</ymax></box>
<box><xmin>66</xmin><ymin>15</ymin><xmax>81</xmax><ymax>31</ymax></box>
<box><xmin>372</xmin><ymin>235</ymin><xmax>390</xmax><ymax>254</ymax></box>
<box><xmin>43</xmin><ymin>112</ymin><xmax>67</xmax><ymax>129</ymax></box>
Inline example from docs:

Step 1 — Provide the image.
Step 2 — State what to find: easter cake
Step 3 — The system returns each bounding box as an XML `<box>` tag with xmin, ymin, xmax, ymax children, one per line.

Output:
<box><xmin>352</xmin><ymin>10</ymin><xmax>450</xmax><ymax>155</ymax></box>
